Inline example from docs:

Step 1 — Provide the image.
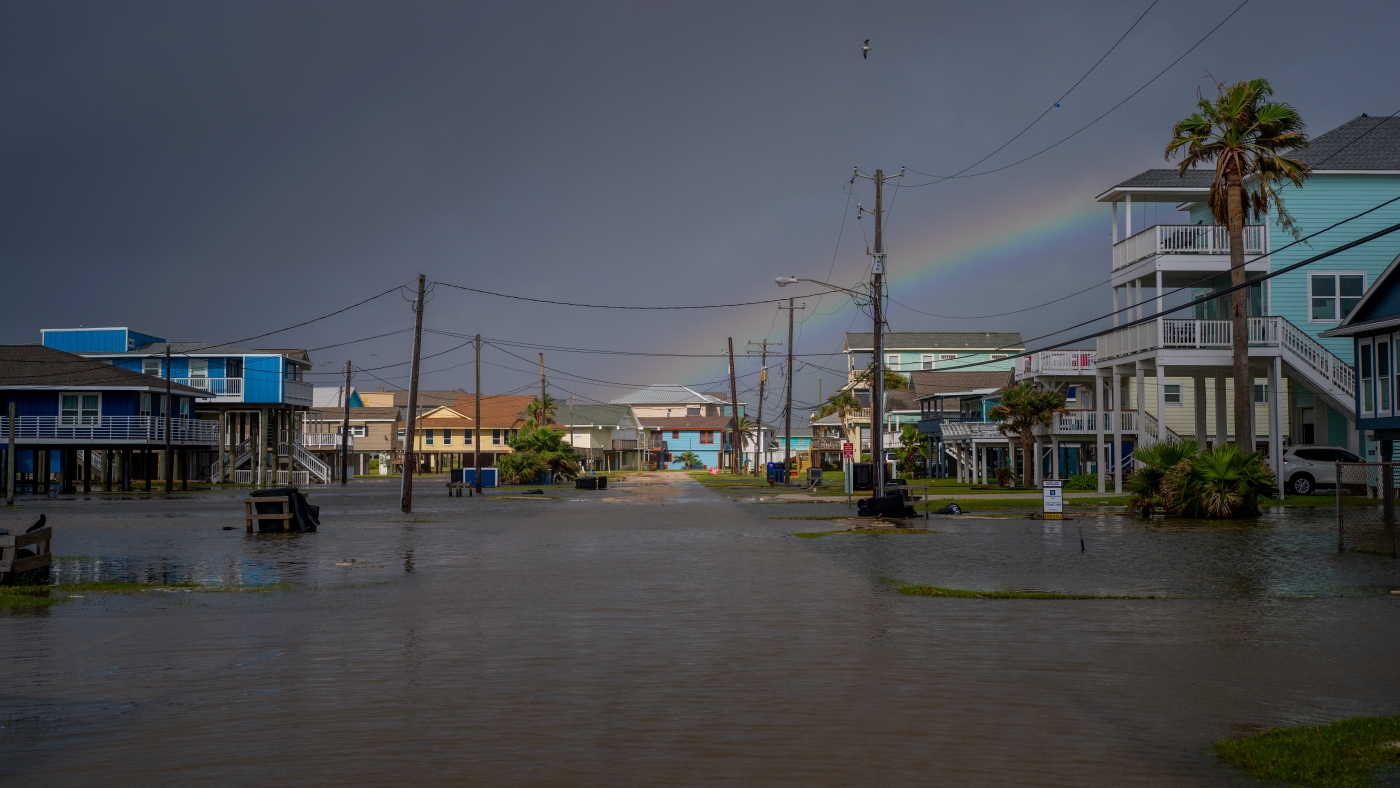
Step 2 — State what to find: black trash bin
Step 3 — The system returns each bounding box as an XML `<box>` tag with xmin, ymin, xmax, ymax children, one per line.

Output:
<box><xmin>597</xmin><ymin>476</ymin><xmax>608</xmax><ymax>490</ymax></box>
<box><xmin>575</xmin><ymin>477</ymin><xmax>598</xmax><ymax>490</ymax></box>
<box><xmin>851</xmin><ymin>463</ymin><xmax>873</xmax><ymax>491</ymax></box>
<box><xmin>856</xmin><ymin>494</ymin><xmax>915</xmax><ymax>518</ymax></box>
<box><xmin>250</xmin><ymin>487</ymin><xmax>320</xmax><ymax>532</ymax></box>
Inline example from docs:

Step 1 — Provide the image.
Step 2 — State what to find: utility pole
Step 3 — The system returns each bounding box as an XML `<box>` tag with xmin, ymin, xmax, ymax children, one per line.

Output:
<box><xmin>779</xmin><ymin>300</ymin><xmax>804</xmax><ymax>486</ymax></box>
<box><xmin>747</xmin><ymin>340</ymin><xmax>778</xmax><ymax>477</ymax></box>
<box><xmin>727</xmin><ymin>337</ymin><xmax>740</xmax><ymax>475</ymax></box>
<box><xmin>539</xmin><ymin>353</ymin><xmax>547</xmax><ymax>426</ymax></box>
<box><xmin>6</xmin><ymin>402</ymin><xmax>15</xmax><ymax>505</ymax></box>
<box><xmin>474</xmin><ymin>334</ymin><xmax>483</xmax><ymax>494</ymax></box>
<box><xmin>400</xmin><ymin>273</ymin><xmax>426</xmax><ymax>513</ymax></box>
<box><xmin>164</xmin><ymin>345</ymin><xmax>172</xmax><ymax>493</ymax></box>
<box><xmin>341</xmin><ymin>360</ymin><xmax>352</xmax><ymax>485</ymax></box>
<box><xmin>855</xmin><ymin>167</ymin><xmax>901</xmax><ymax>498</ymax></box>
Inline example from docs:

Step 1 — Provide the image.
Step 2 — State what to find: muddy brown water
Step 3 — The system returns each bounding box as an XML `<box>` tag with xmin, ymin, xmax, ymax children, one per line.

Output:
<box><xmin>1</xmin><ymin>473</ymin><xmax>1397</xmax><ymax>786</ymax></box>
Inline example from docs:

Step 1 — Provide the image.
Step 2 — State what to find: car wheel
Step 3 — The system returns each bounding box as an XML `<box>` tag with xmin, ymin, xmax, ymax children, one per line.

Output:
<box><xmin>1289</xmin><ymin>473</ymin><xmax>1314</xmax><ymax>496</ymax></box>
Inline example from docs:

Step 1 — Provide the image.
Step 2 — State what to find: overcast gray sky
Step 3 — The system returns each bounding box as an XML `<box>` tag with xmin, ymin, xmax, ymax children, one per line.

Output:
<box><xmin>3</xmin><ymin>0</ymin><xmax>1398</xmax><ymax>413</ymax></box>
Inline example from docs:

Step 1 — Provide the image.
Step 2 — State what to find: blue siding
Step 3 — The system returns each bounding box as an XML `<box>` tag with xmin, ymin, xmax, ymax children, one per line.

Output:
<box><xmin>1267</xmin><ymin>175</ymin><xmax>1400</xmax><ymax>361</ymax></box>
<box><xmin>128</xmin><ymin>330</ymin><xmax>164</xmax><ymax>348</ymax></box>
<box><xmin>111</xmin><ymin>359</ymin><xmax>142</xmax><ymax>373</ymax></box>
<box><xmin>103</xmin><ymin>392</ymin><xmax>139</xmax><ymax>416</ymax></box>
<box><xmin>244</xmin><ymin>355</ymin><xmax>283</xmax><ymax>403</ymax></box>
<box><xmin>170</xmin><ymin>357</ymin><xmax>190</xmax><ymax>378</ymax></box>
<box><xmin>11</xmin><ymin>392</ymin><xmax>60</xmax><ymax>417</ymax></box>
<box><xmin>42</xmin><ymin>328</ymin><xmax>128</xmax><ymax>353</ymax></box>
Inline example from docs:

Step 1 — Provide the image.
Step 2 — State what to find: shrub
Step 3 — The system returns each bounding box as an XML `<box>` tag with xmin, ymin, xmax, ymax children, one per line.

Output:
<box><xmin>1064</xmin><ymin>473</ymin><xmax>1098</xmax><ymax>491</ymax></box>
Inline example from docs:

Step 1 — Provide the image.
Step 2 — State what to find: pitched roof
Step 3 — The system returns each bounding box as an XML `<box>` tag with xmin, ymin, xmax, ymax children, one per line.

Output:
<box><xmin>886</xmin><ymin>389</ymin><xmax>921</xmax><ymax>412</ymax></box>
<box><xmin>844</xmin><ymin>332</ymin><xmax>1024</xmax><ymax>351</ymax></box>
<box><xmin>395</xmin><ymin>389</ymin><xmax>470</xmax><ymax>408</ymax></box>
<box><xmin>448</xmin><ymin>393</ymin><xmax>534</xmax><ymax>426</ymax></box>
<box><xmin>0</xmin><ymin>345</ymin><xmax>207</xmax><ymax>393</ymax></box>
<box><xmin>1320</xmin><ymin>250</ymin><xmax>1400</xmax><ymax>337</ymax></box>
<box><xmin>548</xmin><ymin>404</ymin><xmax>636</xmax><ymax>428</ymax></box>
<box><xmin>811</xmin><ymin>413</ymin><xmax>844</xmax><ymax>426</ymax></box>
<box><xmin>1108</xmin><ymin>169</ymin><xmax>1216</xmax><ymax>190</ymax></box>
<box><xmin>114</xmin><ymin>341</ymin><xmax>313</xmax><ymax>363</ymax></box>
<box><xmin>315</xmin><ymin>407</ymin><xmax>402</xmax><ymax>423</ymax></box>
<box><xmin>907</xmin><ymin>370</ymin><xmax>1016</xmax><ymax>396</ymax></box>
<box><xmin>639</xmin><ymin>416</ymin><xmax>733</xmax><ymax>430</ymax></box>
<box><xmin>1295</xmin><ymin>115</ymin><xmax>1400</xmax><ymax>170</ymax></box>
<box><xmin>609</xmin><ymin>384</ymin><xmax>721</xmax><ymax>405</ymax></box>
<box><xmin>700</xmin><ymin>391</ymin><xmax>746</xmax><ymax>405</ymax></box>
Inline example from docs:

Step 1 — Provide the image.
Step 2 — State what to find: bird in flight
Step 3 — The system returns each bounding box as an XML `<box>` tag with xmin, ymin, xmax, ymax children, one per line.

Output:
<box><xmin>862</xmin><ymin>39</ymin><xmax>871</xmax><ymax>59</ymax></box>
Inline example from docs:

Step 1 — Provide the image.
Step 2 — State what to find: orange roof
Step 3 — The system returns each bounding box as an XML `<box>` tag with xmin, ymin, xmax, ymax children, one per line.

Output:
<box><xmin>401</xmin><ymin>394</ymin><xmax>534</xmax><ymax>429</ymax></box>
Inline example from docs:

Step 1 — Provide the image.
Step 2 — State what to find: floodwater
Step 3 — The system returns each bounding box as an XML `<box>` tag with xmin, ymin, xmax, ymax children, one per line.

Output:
<box><xmin>1</xmin><ymin>474</ymin><xmax>1397</xmax><ymax>786</ymax></box>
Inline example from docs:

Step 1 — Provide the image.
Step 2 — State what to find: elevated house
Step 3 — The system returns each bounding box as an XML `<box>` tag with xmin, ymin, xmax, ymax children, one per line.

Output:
<box><xmin>552</xmin><ymin>404</ymin><xmax>648</xmax><ymax>471</ymax></box>
<box><xmin>399</xmin><ymin>394</ymin><xmax>535</xmax><ymax>474</ymax></box>
<box><xmin>1321</xmin><ymin>250</ymin><xmax>1400</xmax><ymax>463</ymax></box>
<box><xmin>41</xmin><ymin>327</ymin><xmax>325</xmax><ymax>485</ymax></box>
<box><xmin>641</xmin><ymin>415</ymin><xmax>733</xmax><ymax>471</ymax></box>
<box><xmin>0</xmin><ymin>345</ymin><xmax>216</xmax><ymax>494</ymax></box>
<box><xmin>1014</xmin><ymin>114</ymin><xmax>1400</xmax><ymax>494</ymax></box>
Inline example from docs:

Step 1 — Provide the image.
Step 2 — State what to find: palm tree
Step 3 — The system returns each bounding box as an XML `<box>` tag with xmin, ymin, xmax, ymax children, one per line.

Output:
<box><xmin>988</xmin><ymin>383</ymin><xmax>1066</xmax><ymax>487</ymax></box>
<box><xmin>676</xmin><ymin>450</ymin><xmax>702</xmax><ymax>470</ymax></box>
<box><xmin>1166</xmin><ymin>79</ymin><xmax>1310</xmax><ymax>452</ymax></box>
<box><xmin>853</xmin><ymin>362</ymin><xmax>908</xmax><ymax>392</ymax></box>
<box><xmin>897</xmin><ymin>424</ymin><xmax>930</xmax><ymax>479</ymax></box>
<box><xmin>526</xmin><ymin>393</ymin><xmax>558</xmax><ymax>427</ymax></box>
<box><xmin>732</xmin><ymin>414</ymin><xmax>758</xmax><ymax>474</ymax></box>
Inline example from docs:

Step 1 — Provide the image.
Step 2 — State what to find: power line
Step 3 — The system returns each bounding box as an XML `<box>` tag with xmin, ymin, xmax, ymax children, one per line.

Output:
<box><xmin>432</xmin><ymin>281</ymin><xmax>829</xmax><ymax>310</ymax></box>
<box><xmin>904</xmin><ymin>0</ymin><xmax>1250</xmax><ymax>186</ymax></box>
<box><xmin>182</xmin><ymin>282</ymin><xmax>410</xmax><ymax>353</ymax></box>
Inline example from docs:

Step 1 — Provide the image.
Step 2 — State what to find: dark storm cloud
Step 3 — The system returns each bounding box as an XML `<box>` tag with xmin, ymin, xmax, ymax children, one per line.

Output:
<box><xmin>3</xmin><ymin>0</ymin><xmax>1398</xmax><ymax>407</ymax></box>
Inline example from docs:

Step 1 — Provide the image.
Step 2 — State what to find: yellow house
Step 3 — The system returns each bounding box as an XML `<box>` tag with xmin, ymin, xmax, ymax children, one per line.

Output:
<box><xmin>400</xmin><ymin>394</ymin><xmax>535</xmax><ymax>473</ymax></box>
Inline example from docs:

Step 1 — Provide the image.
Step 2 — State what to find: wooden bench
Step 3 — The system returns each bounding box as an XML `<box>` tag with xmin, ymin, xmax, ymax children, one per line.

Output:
<box><xmin>0</xmin><ymin>526</ymin><xmax>52</xmax><ymax>583</ymax></box>
<box><xmin>446</xmin><ymin>482</ymin><xmax>474</xmax><ymax>497</ymax></box>
<box><xmin>244</xmin><ymin>496</ymin><xmax>292</xmax><ymax>533</ymax></box>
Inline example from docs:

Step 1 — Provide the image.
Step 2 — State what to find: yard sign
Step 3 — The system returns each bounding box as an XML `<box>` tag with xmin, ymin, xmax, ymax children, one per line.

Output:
<box><xmin>1042</xmin><ymin>480</ymin><xmax>1063</xmax><ymax>520</ymax></box>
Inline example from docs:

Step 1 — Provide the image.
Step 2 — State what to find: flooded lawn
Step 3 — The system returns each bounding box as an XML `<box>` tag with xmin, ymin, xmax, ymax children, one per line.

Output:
<box><xmin>1</xmin><ymin>474</ymin><xmax>1397</xmax><ymax>786</ymax></box>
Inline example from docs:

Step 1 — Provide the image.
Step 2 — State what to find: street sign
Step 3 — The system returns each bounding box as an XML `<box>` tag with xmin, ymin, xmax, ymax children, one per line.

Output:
<box><xmin>842</xmin><ymin>442</ymin><xmax>854</xmax><ymax>459</ymax></box>
<box><xmin>1042</xmin><ymin>480</ymin><xmax>1063</xmax><ymax>520</ymax></box>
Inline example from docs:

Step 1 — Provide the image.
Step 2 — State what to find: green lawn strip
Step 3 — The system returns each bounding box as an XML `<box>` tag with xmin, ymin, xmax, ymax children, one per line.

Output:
<box><xmin>897</xmin><ymin>583</ymin><xmax>1158</xmax><ymax>600</ymax></box>
<box><xmin>1215</xmin><ymin>715</ymin><xmax>1400</xmax><ymax>788</ymax></box>
<box><xmin>796</xmin><ymin>528</ymin><xmax>934</xmax><ymax>538</ymax></box>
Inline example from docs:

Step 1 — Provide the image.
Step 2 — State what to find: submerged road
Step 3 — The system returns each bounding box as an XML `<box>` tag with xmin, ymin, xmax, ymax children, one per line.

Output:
<box><xmin>1</xmin><ymin>473</ymin><xmax>1397</xmax><ymax>786</ymax></box>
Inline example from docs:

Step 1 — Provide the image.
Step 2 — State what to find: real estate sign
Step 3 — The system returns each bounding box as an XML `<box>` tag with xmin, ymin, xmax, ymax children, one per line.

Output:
<box><xmin>1042</xmin><ymin>480</ymin><xmax>1063</xmax><ymax>520</ymax></box>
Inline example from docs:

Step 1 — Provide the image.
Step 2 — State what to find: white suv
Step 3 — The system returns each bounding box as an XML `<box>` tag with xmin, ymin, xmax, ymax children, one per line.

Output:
<box><xmin>1281</xmin><ymin>445</ymin><xmax>1361</xmax><ymax>495</ymax></box>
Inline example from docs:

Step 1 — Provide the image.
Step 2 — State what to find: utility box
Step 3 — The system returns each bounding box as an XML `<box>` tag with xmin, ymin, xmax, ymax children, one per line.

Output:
<box><xmin>851</xmin><ymin>463</ymin><xmax>873</xmax><ymax>491</ymax></box>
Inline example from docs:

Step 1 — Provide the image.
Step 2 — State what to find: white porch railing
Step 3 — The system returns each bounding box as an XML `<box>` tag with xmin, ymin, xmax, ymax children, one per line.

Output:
<box><xmin>296</xmin><ymin>432</ymin><xmax>352</xmax><ymax>450</ymax></box>
<box><xmin>1112</xmin><ymin>224</ymin><xmax>1267</xmax><ymax>270</ymax></box>
<box><xmin>173</xmin><ymin>377</ymin><xmax>243</xmax><ymax>398</ymax></box>
<box><xmin>1054</xmin><ymin>409</ymin><xmax>1138</xmax><ymax>435</ymax></box>
<box><xmin>0</xmin><ymin>415</ymin><xmax>219</xmax><ymax>444</ymax></box>
<box><xmin>1019</xmin><ymin>350</ymin><xmax>1096</xmax><ymax>377</ymax></box>
<box><xmin>940</xmin><ymin>421</ymin><xmax>1006</xmax><ymax>441</ymax></box>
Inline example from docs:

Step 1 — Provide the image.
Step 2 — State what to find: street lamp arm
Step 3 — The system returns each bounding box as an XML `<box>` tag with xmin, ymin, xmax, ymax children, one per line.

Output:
<box><xmin>774</xmin><ymin>276</ymin><xmax>868</xmax><ymax>301</ymax></box>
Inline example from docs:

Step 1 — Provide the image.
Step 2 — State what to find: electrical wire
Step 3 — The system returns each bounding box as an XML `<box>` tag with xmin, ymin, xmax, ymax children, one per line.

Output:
<box><xmin>431</xmin><ymin>281</ymin><xmax>830</xmax><ymax>310</ymax></box>
<box><xmin>181</xmin><ymin>282</ymin><xmax>410</xmax><ymax>353</ymax></box>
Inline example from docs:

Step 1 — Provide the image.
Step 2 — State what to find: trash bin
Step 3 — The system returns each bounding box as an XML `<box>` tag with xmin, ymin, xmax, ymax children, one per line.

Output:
<box><xmin>808</xmin><ymin>468</ymin><xmax>823</xmax><ymax>488</ymax></box>
<box><xmin>597</xmin><ymin>476</ymin><xmax>608</xmax><ymax>490</ymax></box>
<box><xmin>851</xmin><ymin>463</ymin><xmax>873</xmax><ymax>491</ymax></box>
<box><xmin>575</xmin><ymin>477</ymin><xmax>598</xmax><ymax>490</ymax></box>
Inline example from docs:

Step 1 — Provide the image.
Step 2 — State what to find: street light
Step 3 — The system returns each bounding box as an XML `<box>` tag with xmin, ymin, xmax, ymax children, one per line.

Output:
<box><xmin>775</xmin><ymin>276</ymin><xmax>868</xmax><ymax>301</ymax></box>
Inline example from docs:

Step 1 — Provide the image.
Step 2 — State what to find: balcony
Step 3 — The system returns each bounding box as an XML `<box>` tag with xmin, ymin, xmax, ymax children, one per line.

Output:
<box><xmin>284</xmin><ymin>379</ymin><xmax>313</xmax><ymax>407</ymax></box>
<box><xmin>1113</xmin><ymin>224</ymin><xmax>1266</xmax><ymax>271</ymax></box>
<box><xmin>612</xmin><ymin>439</ymin><xmax>639</xmax><ymax>450</ymax></box>
<box><xmin>174</xmin><ymin>376</ymin><xmax>243</xmax><ymax>400</ymax></box>
<box><xmin>297</xmin><ymin>432</ymin><xmax>353</xmax><ymax>450</ymax></box>
<box><xmin>0</xmin><ymin>415</ymin><xmax>220</xmax><ymax>445</ymax></box>
<box><xmin>1017</xmin><ymin>350</ymin><xmax>1096</xmax><ymax>379</ymax></box>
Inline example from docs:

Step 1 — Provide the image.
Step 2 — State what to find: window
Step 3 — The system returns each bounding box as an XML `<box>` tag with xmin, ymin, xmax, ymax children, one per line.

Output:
<box><xmin>180</xmin><ymin>399</ymin><xmax>190</xmax><ymax>417</ymax></box>
<box><xmin>442</xmin><ymin>429</ymin><xmax>452</xmax><ymax>445</ymax></box>
<box><xmin>921</xmin><ymin>354</ymin><xmax>935</xmax><ymax>370</ymax></box>
<box><xmin>886</xmin><ymin>354</ymin><xmax>900</xmax><ymax>371</ymax></box>
<box><xmin>1381</xmin><ymin>340</ymin><xmax>1393</xmax><ymax>413</ymax></box>
<box><xmin>189</xmin><ymin>359</ymin><xmax>208</xmax><ymax>378</ymax></box>
<box><xmin>61</xmin><ymin>394</ymin><xmax>101</xmax><ymax>426</ymax></box>
<box><xmin>990</xmin><ymin>354</ymin><xmax>1009</xmax><ymax>361</ymax></box>
<box><xmin>350</xmin><ymin>425</ymin><xmax>368</xmax><ymax>438</ymax></box>
<box><xmin>938</xmin><ymin>354</ymin><xmax>957</xmax><ymax>361</ymax></box>
<box><xmin>492</xmin><ymin>429</ymin><xmax>502</xmax><ymax>445</ymax></box>
<box><xmin>686</xmin><ymin>407</ymin><xmax>701</xmax><ymax>417</ymax></box>
<box><xmin>1310</xmin><ymin>273</ymin><xmax>1365</xmax><ymax>322</ymax></box>
<box><xmin>1164</xmin><ymin>384</ymin><xmax>1182</xmax><ymax>405</ymax></box>
<box><xmin>140</xmin><ymin>393</ymin><xmax>152</xmax><ymax>417</ymax></box>
<box><xmin>226</xmin><ymin>358</ymin><xmax>243</xmax><ymax>378</ymax></box>
<box><xmin>463</xmin><ymin>430</ymin><xmax>472</xmax><ymax>445</ymax></box>
<box><xmin>672</xmin><ymin>430</ymin><xmax>680</xmax><ymax>439</ymax></box>
<box><xmin>142</xmin><ymin>358</ymin><xmax>160</xmax><ymax>376</ymax></box>
<box><xmin>1361</xmin><ymin>341</ymin><xmax>1374</xmax><ymax>413</ymax></box>
<box><xmin>425</xmin><ymin>429</ymin><xmax>434</xmax><ymax>446</ymax></box>
<box><xmin>699</xmin><ymin>431</ymin><xmax>715</xmax><ymax>444</ymax></box>
<box><xmin>1254</xmin><ymin>383</ymin><xmax>1269</xmax><ymax>404</ymax></box>
<box><xmin>60</xmin><ymin>395</ymin><xmax>79</xmax><ymax>425</ymax></box>
<box><xmin>1065</xmin><ymin>385</ymin><xmax>1077</xmax><ymax>404</ymax></box>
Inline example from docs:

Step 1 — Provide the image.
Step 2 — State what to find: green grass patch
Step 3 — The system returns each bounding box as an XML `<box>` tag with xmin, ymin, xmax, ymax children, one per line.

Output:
<box><xmin>1215</xmin><ymin>715</ymin><xmax>1400</xmax><ymax>788</ymax></box>
<box><xmin>795</xmin><ymin>528</ymin><xmax>934</xmax><ymax>538</ymax></box>
<box><xmin>897</xmin><ymin>583</ymin><xmax>1156</xmax><ymax>599</ymax></box>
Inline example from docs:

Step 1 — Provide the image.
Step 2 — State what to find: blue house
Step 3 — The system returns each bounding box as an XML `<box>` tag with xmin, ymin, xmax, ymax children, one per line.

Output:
<box><xmin>1321</xmin><ymin>250</ymin><xmax>1400</xmax><ymax>458</ymax></box>
<box><xmin>41</xmin><ymin>327</ymin><xmax>323</xmax><ymax>485</ymax></box>
<box><xmin>1</xmin><ymin>345</ymin><xmax>216</xmax><ymax>494</ymax></box>
<box><xmin>641</xmin><ymin>416</ymin><xmax>733</xmax><ymax>470</ymax></box>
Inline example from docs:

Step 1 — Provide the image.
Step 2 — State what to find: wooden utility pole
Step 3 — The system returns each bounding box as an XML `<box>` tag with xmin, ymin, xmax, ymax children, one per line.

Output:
<box><xmin>400</xmin><ymin>273</ymin><xmax>426</xmax><ymax>513</ymax></box>
<box><xmin>342</xmin><ymin>360</ymin><xmax>352</xmax><ymax>485</ymax></box>
<box><xmin>474</xmin><ymin>334</ymin><xmax>482</xmax><ymax>494</ymax></box>
<box><xmin>164</xmin><ymin>345</ymin><xmax>173</xmax><ymax>493</ymax></box>
<box><xmin>747</xmin><ymin>340</ymin><xmax>778</xmax><ymax>477</ymax></box>
<box><xmin>784</xmin><ymin>301</ymin><xmax>796</xmax><ymax>485</ymax></box>
<box><xmin>727</xmin><ymin>337</ymin><xmax>740</xmax><ymax>475</ymax></box>
<box><xmin>539</xmin><ymin>353</ymin><xmax>547</xmax><ymax>426</ymax></box>
<box><xmin>855</xmin><ymin>167</ymin><xmax>900</xmax><ymax>497</ymax></box>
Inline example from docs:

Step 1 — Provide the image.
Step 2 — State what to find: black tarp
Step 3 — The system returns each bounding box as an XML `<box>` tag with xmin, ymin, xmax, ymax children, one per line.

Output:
<box><xmin>857</xmin><ymin>494</ymin><xmax>916</xmax><ymax>518</ymax></box>
<box><xmin>250</xmin><ymin>487</ymin><xmax>320</xmax><ymax>532</ymax></box>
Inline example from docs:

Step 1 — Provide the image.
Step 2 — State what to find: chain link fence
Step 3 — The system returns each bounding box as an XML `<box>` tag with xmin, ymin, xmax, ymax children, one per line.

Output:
<box><xmin>1336</xmin><ymin>462</ymin><xmax>1399</xmax><ymax>557</ymax></box>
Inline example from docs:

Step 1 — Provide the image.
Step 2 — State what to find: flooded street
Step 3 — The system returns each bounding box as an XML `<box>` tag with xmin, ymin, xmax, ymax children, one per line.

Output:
<box><xmin>2</xmin><ymin>473</ymin><xmax>1398</xmax><ymax>786</ymax></box>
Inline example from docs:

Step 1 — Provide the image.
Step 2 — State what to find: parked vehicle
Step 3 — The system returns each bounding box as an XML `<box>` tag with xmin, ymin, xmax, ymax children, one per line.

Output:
<box><xmin>1281</xmin><ymin>446</ymin><xmax>1362</xmax><ymax>495</ymax></box>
